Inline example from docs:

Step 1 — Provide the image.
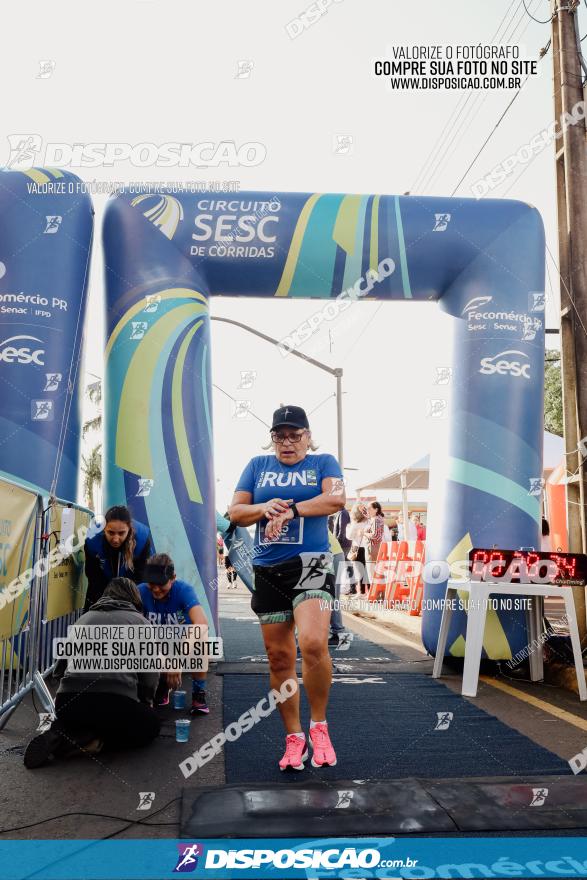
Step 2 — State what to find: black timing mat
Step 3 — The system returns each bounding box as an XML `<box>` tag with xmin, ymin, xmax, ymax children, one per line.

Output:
<box><xmin>222</xmin><ymin>674</ymin><xmax>569</xmax><ymax>784</ymax></box>
<box><xmin>181</xmin><ymin>776</ymin><xmax>587</xmax><ymax>837</ymax></box>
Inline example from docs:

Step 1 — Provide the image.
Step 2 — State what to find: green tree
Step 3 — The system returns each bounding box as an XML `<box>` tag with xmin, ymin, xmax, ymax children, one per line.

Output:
<box><xmin>544</xmin><ymin>350</ymin><xmax>563</xmax><ymax>437</ymax></box>
<box><xmin>81</xmin><ymin>380</ymin><xmax>102</xmax><ymax>509</ymax></box>
<box><xmin>82</xmin><ymin>380</ymin><xmax>102</xmax><ymax>437</ymax></box>
<box><xmin>81</xmin><ymin>444</ymin><xmax>102</xmax><ymax>510</ymax></box>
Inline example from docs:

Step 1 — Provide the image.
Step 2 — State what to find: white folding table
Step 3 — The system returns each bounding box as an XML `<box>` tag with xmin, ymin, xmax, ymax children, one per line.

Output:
<box><xmin>432</xmin><ymin>578</ymin><xmax>587</xmax><ymax>700</ymax></box>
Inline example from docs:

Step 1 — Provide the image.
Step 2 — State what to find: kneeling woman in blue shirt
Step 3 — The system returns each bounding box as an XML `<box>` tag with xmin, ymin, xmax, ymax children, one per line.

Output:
<box><xmin>228</xmin><ymin>405</ymin><xmax>346</xmax><ymax>771</ymax></box>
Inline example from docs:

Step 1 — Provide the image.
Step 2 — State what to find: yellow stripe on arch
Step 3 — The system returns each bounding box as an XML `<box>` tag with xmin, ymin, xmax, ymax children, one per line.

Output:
<box><xmin>172</xmin><ymin>321</ymin><xmax>204</xmax><ymax>504</ymax></box>
<box><xmin>275</xmin><ymin>193</ymin><xmax>321</xmax><ymax>297</ymax></box>
<box><xmin>332</xmin><ymin>195</ymin><xmax>362</xmax><ymax>255</ymax></box>
<box><xmin>446</xmin><ymin>532</ymin><xmax>512</xmax><ymax>660</ymax></box>
<box><xmin>370</xmin><ymin>195</ymin><xmax>380</xmax><ymax>271</ymax></box>
<box><xmin>21</xmin><ymin>169</ymin><xmax>50</xmax><ymax>185</ymax></box>
<box><xmin>115</xmin><ymin>303</ymin><xmax>205</xmax><ymax>477</ymax></box>
<box><xmin>105</xmin><ymin>288</ymin><xmax>208</xmax><ymax>359</ymax></box>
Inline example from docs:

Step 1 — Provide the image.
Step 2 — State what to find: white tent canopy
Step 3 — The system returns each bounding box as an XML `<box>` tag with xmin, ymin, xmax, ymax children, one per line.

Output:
<box><xmin>359</xmin><ymin>431</ymin><xmax>564</xmax><ymax>494</ymax></box>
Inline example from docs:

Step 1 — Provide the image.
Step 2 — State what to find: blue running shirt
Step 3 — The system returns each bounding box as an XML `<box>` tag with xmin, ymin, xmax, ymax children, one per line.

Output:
<box><xmin>138</xmin><ymin>579</ymin><xmax>200</xmax><ymax>625</ymax></box>
<box><xmin>235</xmin><ymin>453</ymin><xmax>343</xmax><ymax>565</ymax></box>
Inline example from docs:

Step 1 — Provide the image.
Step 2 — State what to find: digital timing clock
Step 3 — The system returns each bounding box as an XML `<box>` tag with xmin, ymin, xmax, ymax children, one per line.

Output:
<box><xmin>469</xmin><ymin>548</ymin><xmax>587</xmax><ymax>586</ymax></box>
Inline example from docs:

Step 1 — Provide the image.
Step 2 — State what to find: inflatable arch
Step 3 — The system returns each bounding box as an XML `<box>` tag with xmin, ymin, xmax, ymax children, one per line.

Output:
<box><xmin>0</xmin><ymin>170</ymin><xmax>93</xmax><ymax>499</ymax></box>
<box><xmin>103</xmin><ymin>189</ymin><xmax>545</xmax><ymax>655</ymax></box>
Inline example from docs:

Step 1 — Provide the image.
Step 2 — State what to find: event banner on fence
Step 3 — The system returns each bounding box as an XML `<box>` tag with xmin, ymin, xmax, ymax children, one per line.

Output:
<box><xmin>0</xmin><ymin>479</ymin><xmax>38</xmax><ymax>640</ymax></box>
<box><xmin>45</xmin><ymin>503</ymin><xmax>90</xmax><ymax>621</ymax></box>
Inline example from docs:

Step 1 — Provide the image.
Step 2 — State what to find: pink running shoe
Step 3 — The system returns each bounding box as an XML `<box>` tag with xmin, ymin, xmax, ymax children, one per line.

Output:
<box><xmin>309</xmin><ymin>723</ymin><xmax>337</xmax><ymax>767</ymax></box>
<box><xmin>279</xmin><ymin>734</ymin><xmax>308</xmax><ymax>771</ymax></box>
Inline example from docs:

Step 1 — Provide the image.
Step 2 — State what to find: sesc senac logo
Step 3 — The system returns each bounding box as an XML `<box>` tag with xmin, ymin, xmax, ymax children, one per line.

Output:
<box><xmin>479</xmin><ymin>349</ymin><xmax>530</xmax><ymax>379</ymax></box>
<box><xmin>0</xmin><ymin>335</ymin><xmax>45</xmax><ymax>365</ymax></box>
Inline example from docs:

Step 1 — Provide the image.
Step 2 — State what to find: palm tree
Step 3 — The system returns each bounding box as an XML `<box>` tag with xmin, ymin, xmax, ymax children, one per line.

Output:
<box><xmin>83</xmin><ymin>380</ymin><xmax>102</xmax><ymax>437</ymax></box>
<box><xmin>81</xmin><ymin>379</ymin><xmax>102</xmax><ymax>509</ymax></box>
<box><xmin>81</xmin><ymin>444</ymin><xmax>102</xmax><ymax>509</ymax></box>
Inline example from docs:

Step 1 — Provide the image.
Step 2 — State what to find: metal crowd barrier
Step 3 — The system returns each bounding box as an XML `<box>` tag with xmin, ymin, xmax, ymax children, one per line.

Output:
<box><xmin>0</xmin><ymin>479</ymin><xmax>91</xmax><ymax>730</ymax></box>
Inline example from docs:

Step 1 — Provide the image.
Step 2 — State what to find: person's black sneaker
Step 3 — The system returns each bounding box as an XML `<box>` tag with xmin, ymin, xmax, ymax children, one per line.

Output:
<box><xmin>328</xmin><ymin>633</ymin><xmax>340</xmax><ymax>647</ymax></box>
<box><xmin>190</xmin><ymin>687</ymin><xmax>209</xmax><ymax>715</ymax></box>
<box><xmin>24</xmin><ymin>727</ymin><xmax>65</xmax><ymax>769</ymax></box>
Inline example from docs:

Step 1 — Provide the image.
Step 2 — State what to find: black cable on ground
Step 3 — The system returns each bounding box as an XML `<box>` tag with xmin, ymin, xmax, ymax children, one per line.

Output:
<box><xmin>0</xmin><ymin>797</ymin><xmax>180</xmax><ymax>836</ymax></box>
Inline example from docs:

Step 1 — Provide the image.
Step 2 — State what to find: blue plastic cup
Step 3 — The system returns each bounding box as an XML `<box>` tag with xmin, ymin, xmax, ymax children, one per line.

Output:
<box><xmin>175</xmin><ymin>719</ymin><xmax>191</xmax><ymax>743</ymax></box>
<box><xmin>172</xmin><ymin>690</ymin><xmax>186</xmax><ymax>710</ymax></box>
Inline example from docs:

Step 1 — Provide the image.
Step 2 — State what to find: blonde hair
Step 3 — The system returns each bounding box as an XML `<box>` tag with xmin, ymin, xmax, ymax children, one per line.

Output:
<box><xmin>351</xmin><ymin>503</ymin><xmax>368</xmax><ymax>523</ymax></box>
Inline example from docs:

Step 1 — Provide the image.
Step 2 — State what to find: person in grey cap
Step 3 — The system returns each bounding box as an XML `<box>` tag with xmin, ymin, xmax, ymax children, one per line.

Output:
<box><xmin>228</xmin><ymin>405</ymin><xmax>346</xmax><ymax>771</ymax></box>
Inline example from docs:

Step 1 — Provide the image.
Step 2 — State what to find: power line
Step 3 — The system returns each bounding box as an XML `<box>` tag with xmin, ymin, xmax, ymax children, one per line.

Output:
<box><xmin>212</xmin><ymin>383</ymin><xmax>270</xmax><ymax>428</ymax></box>
<box><xmin>450</xmin><ymin>76</ymin><xmax>530</xmax><ymax>195</ymax></box>
<box><xmin>522</xmin><ymin>0</ymin><xmax>553</xmax><ymax>24</ymax></box>
<box><xmin>420</xmin><ymin>0</ymin><xmax>542</xmax><ymax>194</ymax></box>
<box><xmin>411</xmin><ymin>0</ymin><xmax>520</xmax><ymax>192</ymax></box>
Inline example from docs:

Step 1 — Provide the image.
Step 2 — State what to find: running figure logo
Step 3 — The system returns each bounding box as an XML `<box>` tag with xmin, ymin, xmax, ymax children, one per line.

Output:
<box><xmin>296</xmin><ymin>553</ymin><xmax>331</xmax><ymax>591</ymax></box>
<box><xmin>31</xmin><ymin>400</ymin><xmax>53</xmax><ymax>421</ymax></box>
<box><xmin>44</xmin><ymin>216</ymin><xmax>62</xmax><ymax>234</ymax></box>
<box><xmin>44</xmin><ymin>373</ymin><xmax>62</xmax><ymax>392</ymax></box>
<box><xmin>334</xmin><ymin>790</ymin><xmax>354</xmax><ymax>809</ymax></box>
<box><xmin>173</xmin><ymin>843</ymin><xmax>203</xmax><ymax>873</ymax></box>
<box><xmin>433</xmin><ymin>213</ymin><xmax>451</xmax><ymax>232</ymax></box>
<box><xmin>530</xmin><ymin>787</ymin><xmax>549</xmax><ymax>807</ymax></box>
<box><xmin>434</xmin><ymin>711</ymin><xmax>453</xmax><ymax>731</ymax></box>
<box><xmin>136</xmin><ymin>792</ymin><xmax>155</xmax><ymax>811</ymax></box>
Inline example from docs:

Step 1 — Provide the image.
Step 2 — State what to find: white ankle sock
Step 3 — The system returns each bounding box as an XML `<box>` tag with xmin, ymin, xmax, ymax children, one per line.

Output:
<box><xmin>289</xmin><ymin>731</ymin><xmax>305</xmax><ymax>739</ymax></box>
<box><xmin>310</xmin><ymin>720</ymin><xmax>326</xmax><ymax>728</ymax></box>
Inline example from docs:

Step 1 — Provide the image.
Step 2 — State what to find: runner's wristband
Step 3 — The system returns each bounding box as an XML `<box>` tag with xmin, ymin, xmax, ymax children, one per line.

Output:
<box><xmin>289</xmin><ymin>502</ymin><xmax>300</xmax><ymax>518</ymax></box>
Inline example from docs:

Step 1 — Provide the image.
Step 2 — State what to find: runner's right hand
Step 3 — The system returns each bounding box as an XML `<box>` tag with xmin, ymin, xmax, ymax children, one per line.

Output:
<box><xmin>262</xmin><ymin>498</ymin><xmax>292</xmax><ymax>519</ymax></box>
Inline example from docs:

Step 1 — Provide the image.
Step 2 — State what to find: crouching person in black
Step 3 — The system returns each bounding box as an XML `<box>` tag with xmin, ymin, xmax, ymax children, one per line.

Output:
<box><xmin>24</xmin><ymin>578</ymin><xmax>160</xmax><ymax>769</ymax></box>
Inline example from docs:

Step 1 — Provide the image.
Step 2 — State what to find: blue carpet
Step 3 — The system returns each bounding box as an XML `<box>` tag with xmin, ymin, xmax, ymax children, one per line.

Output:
<box><xmin>218</xmin><ymin>615</ymin><xmax>400</xmax><ymax>662</ymax></box>
<box><xmin>223</xmin><ymin>673</ymin><xmax>569</xmax><ymax>783</ymax></box>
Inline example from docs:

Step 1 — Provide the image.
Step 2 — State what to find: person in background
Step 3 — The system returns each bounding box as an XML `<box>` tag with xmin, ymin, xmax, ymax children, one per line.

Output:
<box><xmin>412</xmin><ymin>513</ymin><xmax>427</xmax><ymax>542</ymax></box>
<box><xmin>84</xmin><ymin>505</ymin><xmax>153</xmax><ymax>609</ymax></box>
<box><xmin>225</xmin><ymin>553</ymin><xmax>238</xmax><ymax>587</ymax></box>
<box><xmin>397</xmin><ymin>511</ymin><xmax>417</xmax><ymax>542</ymax></box>
<box><xmin>541</xmin><ymin>517</ymin><xmax>552</xmax><ymax>552</ymax></box>
<box><xmin>139</xmin><ymin>553</ymin><xmax>210</xmax><ymax>715</ymax></box>
<box><xmin>364</xmin><ymin>502</ymin><xmax>385</xmax><ymax>565</ymax></box>
<box><xmin>24</xmin><ymin>578</ymin><xmax>160</xmax><ymax>769</ymax></box>
<box><xmin>331</xmin><ymin>505</ymin><xmax>351</xmax><ymax>559</ymax></box>
<box><xmin>389</xmin><ymin>516</ymin><xmax>399</xmax><ymax>542</ymax></box>
<box><xmin>328</xmin><ymin>530</ymin><xmax>346</xmax><ymax>647</ymax></box>
<box><xmin>346</xmin><ymin>503</ymin><xmax>369</xmax><ymax>596</ymax></box>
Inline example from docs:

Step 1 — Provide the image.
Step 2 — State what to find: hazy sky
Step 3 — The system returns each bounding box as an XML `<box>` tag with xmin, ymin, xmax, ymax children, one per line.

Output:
<box><xmin>3</xmin><ymin>0</ymin><xmax>570</xmax><ymax>510</ymax></box>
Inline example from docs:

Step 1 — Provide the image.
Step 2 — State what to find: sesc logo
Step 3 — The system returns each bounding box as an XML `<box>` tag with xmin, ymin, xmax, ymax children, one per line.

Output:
<box><xmin>0</xmin><ymin>335</ymin><xmax>45</xmax><ymax>366</ymax></box>
<box><xmin>479</xmin><ymin>349</ymin><xmax>530</xmax><ymax>379</ymax></box>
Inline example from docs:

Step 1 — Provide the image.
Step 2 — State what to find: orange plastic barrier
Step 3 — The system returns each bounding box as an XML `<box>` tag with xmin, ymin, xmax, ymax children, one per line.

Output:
<box><xmin>370</xmin><ymin>540</ymin><xmax>425</xmax><ymax>615</ymax></box>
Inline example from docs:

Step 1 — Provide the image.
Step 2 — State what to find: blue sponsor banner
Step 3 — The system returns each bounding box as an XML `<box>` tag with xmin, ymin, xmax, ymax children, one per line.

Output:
<box><xmin>0</xmin><ymin>169</ymin><xmax>93</xmax><ymax>500</ymax></box>
<box><xmin>2</xmin><ymin>838</ymin><xmax>587</xmax><ymax>879</ymax></box>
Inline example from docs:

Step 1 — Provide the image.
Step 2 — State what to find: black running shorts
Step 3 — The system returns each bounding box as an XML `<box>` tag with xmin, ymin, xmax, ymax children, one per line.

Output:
<box><xmin>251</xmin><ymin>552</ymin><xmax>335</xmax><ymax>624</ymax></box>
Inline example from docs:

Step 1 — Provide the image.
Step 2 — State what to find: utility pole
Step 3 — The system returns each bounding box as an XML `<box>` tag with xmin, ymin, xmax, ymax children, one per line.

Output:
<box><xmin>210</xmin><ymin>316</ymin><xmax>344</xmax><ymax>468</ymax></box>
<box><xmin>551</xmin><ymin>0</ymin><xmax>587</xmax><ymax>640</ymax></box>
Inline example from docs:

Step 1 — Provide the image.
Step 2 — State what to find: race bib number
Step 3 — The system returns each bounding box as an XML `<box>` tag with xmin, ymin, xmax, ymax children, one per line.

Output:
<box><xmin>257</xmin><ymin>516</ymin><xmax>304</xmax><ymax>545</ymax></box>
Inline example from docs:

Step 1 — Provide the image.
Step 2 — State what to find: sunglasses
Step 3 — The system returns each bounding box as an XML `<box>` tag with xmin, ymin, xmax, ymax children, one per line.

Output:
<box><xmin>271</xmin><ymin>430</ymin><xmax>306</xmax><ymax>445</ymax></box>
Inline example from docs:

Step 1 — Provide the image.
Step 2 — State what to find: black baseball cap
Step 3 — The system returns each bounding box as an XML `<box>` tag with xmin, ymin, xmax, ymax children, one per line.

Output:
<box><xmin>271</xmin><ymin>405</ymin><xmax>309</xmax><ymax>430</ymax></box>
<box><xmin>144</xmin><ymin>561</ymin><xmax>175</xmax><ymax>585</ymax></box>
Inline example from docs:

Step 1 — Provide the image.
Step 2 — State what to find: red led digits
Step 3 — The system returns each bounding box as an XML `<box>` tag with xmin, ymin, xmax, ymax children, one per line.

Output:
<box><xmin>469</xmin><ymin>548</ymin><xmax>586</xmax><ymax>586</ymax></box>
